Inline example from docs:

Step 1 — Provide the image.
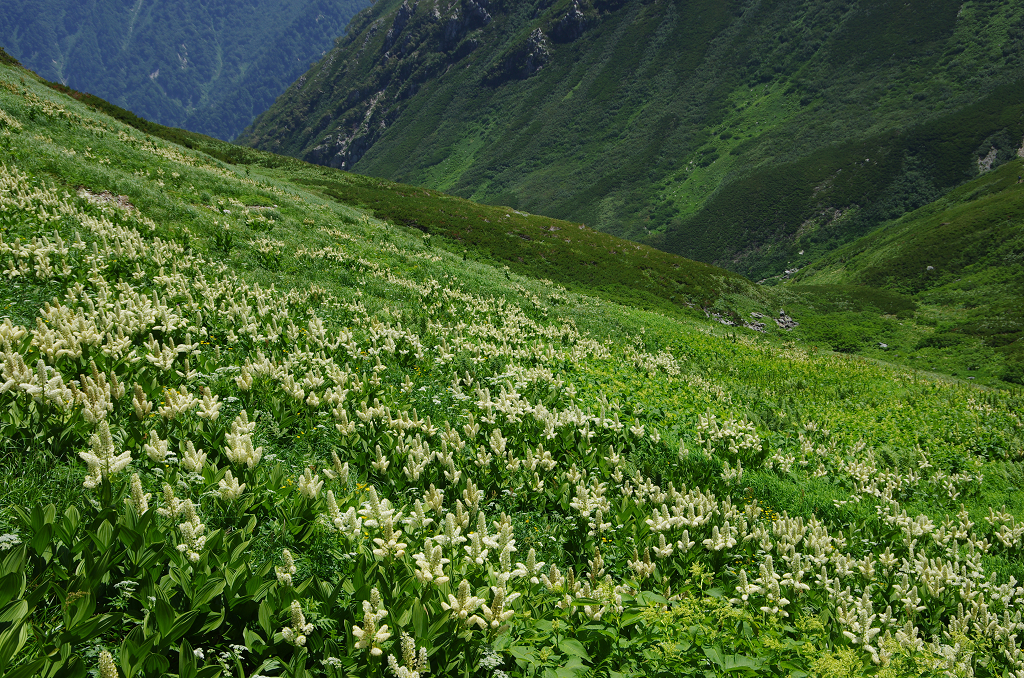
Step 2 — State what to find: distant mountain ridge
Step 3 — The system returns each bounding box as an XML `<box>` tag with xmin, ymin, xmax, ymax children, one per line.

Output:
<box><xmin>240</xmin><ymin>0</ymin><xmax>1024</xmax><ymax>279</ymax></box>
<box><xmin>0</xmin><ymin>0</ymin><xmax>369</xmax><ymax>140</ymax></box>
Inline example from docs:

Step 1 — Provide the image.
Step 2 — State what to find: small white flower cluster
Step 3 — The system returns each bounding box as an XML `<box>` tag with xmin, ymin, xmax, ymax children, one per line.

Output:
<box><xmin>175</xmin><ymin>499</ymin><xmax>206</xmax><ymax>562</ymax></box>
<box><xmin>352</xmin><ymin>588</ymin><xmax>391</xmax><ymax>655</ymax></box>
<box><xmin>0</xmin><ymin>532</ymin><xmax>22</xmax><ymax>551</ymax></box>
<box><xmin>387</xmin><ymin>632</ymin><xmax>429</xmax><ymax>678</ymax></box>
<box><xmin>217</xmin><ymin>470</ymin><xmax>245</xmax><ymax>503</ymax></box>
<box><xmin>441</xmin><ymin>578</ymin><xmax>486</xmax><ymax>628</ymax></box>
<box><xmin>281</xmin><ymin>600</ymin><xmax>314</xmax><ymax>646</ymax></box>
<box><xmin>275</xmin><ymin>548</ymin><xmax>296</xmax><ymax>587</ymax></box>
<box><xmin>223</xmin><ymin>410</ymin><xmax>262</xmax><ymax>468</ymax></box>
<box><xmin>79</xmin><ymin>420</ymin><xmax>131</xmax><ymax>489</ymax></box>
<box><xmin>126</xmin><ymin>473</ymin><xmax>150</xmax><ymax>514</ymax></box>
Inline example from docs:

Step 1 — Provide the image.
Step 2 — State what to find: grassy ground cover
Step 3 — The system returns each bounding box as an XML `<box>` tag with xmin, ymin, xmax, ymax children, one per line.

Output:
<box><xmin>2</xmin><ymin>60</ymin><xmax>1024</xmax><ymax>678</ymax></box>
<box><xmin>791</xmin><ymin>156</ymin><xmax>1024</xmax><ymax>386</ymax></box>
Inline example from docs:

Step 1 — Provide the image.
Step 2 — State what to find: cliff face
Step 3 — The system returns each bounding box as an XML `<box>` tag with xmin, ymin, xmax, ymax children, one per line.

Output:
<box><xmin>239</xmin><ymin>0</ymin><xmax>616</xmax><ymax>169</ymax></box>
<box><xmin>242</xmin><ymin>0</ymin><xmax>1024</xmax><ymax>280</ymax></box>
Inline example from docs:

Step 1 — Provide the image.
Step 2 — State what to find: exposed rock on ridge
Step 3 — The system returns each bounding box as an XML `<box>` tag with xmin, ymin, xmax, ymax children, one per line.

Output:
<box><xmin>241</xmin><ymin>0</ymin><xmax>601</xmax><ymax>170</ymax></box>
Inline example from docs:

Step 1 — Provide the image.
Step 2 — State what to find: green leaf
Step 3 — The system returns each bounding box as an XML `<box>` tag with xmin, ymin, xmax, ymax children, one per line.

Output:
<box><xmin>0</xmin><ymin>599</ymin><xmax>29</xmax><ymax>624</ymax></box>
<box><xmin>0</xmin><ymin>573</ymin><xmax>23</xmax><ymax>608</ymax></box>
<box><xmin>120</xmin><ymin>626</ymin><xmax>157</xmax><ymax>678</ymax></box>
<box><xmin>144</xmin><ymin>653</ymin><xmax>170</xmax><ymax>675</ymax></box>
<box><xmin>198</xmin><ymin>608</ymin><xmax>225</xmax><ymax>635</ymax></box>
<box><xmin>165</xmin><ymin>610</ymin><xmax>201</xmax><ymax>645</ymax></box>
<box><xmin>154</xmin><ymin>597</ymin><xmax>175</xmax><ymax>638</ymax></box>
<box><xmin>29</xmin><ymin>523</ymin><xmax>53</xmax><ymax>557</ymax></box>
<box><xmin>286</xmin><ymin>647</ymin><xmax>308</xmax><ymax>678</ymax></box>
<box><xmin>0</xmin><ymin>545</ymin><xmax>25</xmax><ymax>577</ymax></box>
<box><xmin>618</xmin><ymin>611</ymin><xmax>643</xmax><ymax>627</ymax></box>
<box><xmin>509</xmin><ymin>646</ymin><xmax>537</xmax><ymax>663</ymax></box>
<box><xmin>243</xmin><ymin>626</ymin><xmax>265</xmax><ymax>651</ymax></box>
<box><xmin>57</xmin><ymin>505</ymin><xmax>81</xmax><ymax>545</ymax></box>
<box><xmin>4</xmin><ymin>657</ymin><xmax>46</xmax><ymax>678</ymax></box>
<box><xmin>258</xmin><ymin>600</ymin><xmax>274</xmax><ymax>637</ymax></box>
<box><xmin>62</xmin><ymin>614</ymin><xmax>118</xmax><ymax>646</ymax></box>
<box><xmin>0</xmin><ymin>619</ymin><xmax>28</xmax><ymax>672</ymax></box>
<box><xmin>179</xmin><ymin>639</ymin><xmax>197</xmax><ymax>678</ymax></box>
<box><xmin>192</xmin><ymin>578</ymin><xmax>225</xmax><ymax>608</ymax></box>
<box><xmin>412</xmin><ymin>602</ymin><xmax>427</xmax><ymax>640</ymax></box>
<box><xmin>92</xmin><ymin>520</ymin><xmax>115</xmax><ymax>551</ymax></box>
<box><xmin>397</xmin><ymin>605</ymin><xmax>413</xmax><ymax>627</ymax></box>
<box><xmin>703</xmin><ymin>645</ymin><xmax>764</xmax><ymax>672</ymax></box>
<box><xmin>558</xmin><ymin>639</ymin><xmax>590</xmax><ymax>661</ymax></box>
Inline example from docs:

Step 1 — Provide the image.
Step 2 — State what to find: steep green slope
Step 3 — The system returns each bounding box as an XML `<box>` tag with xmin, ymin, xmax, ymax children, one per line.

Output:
<box><xmin>792</xmin><ymin>157</ymin><xmax>1024</xmax><ymax>382</ymax></box>
<box><xmin>0</xmin><ymin>0</ymin><xmax>369</xmax><ymax>140</ymax></box>
<box><xmin>241</xmin><ymin>0</ymin><xmax>1024</xmax><ymax>278</ymax></box>
<box><xmin>5</xmin><ymin>56</ymin><xmax>1024</xmax><ymax>678</ymax></box>
<box><xmin>22</xmin><ymin>55</ymin><xmax>764</xmax><ymax>320</ymax></box>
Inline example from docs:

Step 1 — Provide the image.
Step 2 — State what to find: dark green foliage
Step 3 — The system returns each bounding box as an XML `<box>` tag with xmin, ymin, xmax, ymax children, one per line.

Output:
<box><xmin>42</xmin><ymin>74</ymin><xmax>760</xmax><ymax>318</ymax></box>
<box><xmin>0</xmin><ymin>0</ymin><xmax>368</xmax><ymax>140</ymax></box>
<box><xmin>669</xmin><ymin>81</ymin><xmax>1024</xmax><ymax>279</ymax></box>
<box><xmin>792</xmin><ymin>158</ymin><xmax>1024</xmax><ymax>382</ymax></box>
<box><xmin>295</xmin><ymin>172</ymin><xmax>758</xmax><ymax>315</ymax></box>
<box><xmin>242</xmin><ymin>0</ymin><xmax>1024</xmax><ymax>280</ymax></box>
<box><xmin>787</xmin><ymin>285</ymin><xmax>917</xmax><ymax>316</ymax></box>
<box><xmin>0</xmin><ymin>47</ymin><xmax>20</xmax><ymax>68</ymax></box>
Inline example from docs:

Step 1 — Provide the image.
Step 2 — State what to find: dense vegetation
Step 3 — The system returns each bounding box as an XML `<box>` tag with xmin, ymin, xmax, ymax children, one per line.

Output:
<box><xmin>792</xmin><ymin>155</ymin><xmax>1024</xmax><ymax>386</ymax></box>
<box><xmin>240</xmin><ymin>0</ymin><xmax>1024</xmax><ymax>279</ymax></box>
<box><xmin>4</xmin><ymin>50</ymin><xmax>1024</xmax><ymax>678</ymax></box>
<box><xmin>13</xmin><ymin>42</ymin><xmax>1023</xmax><ymax>386</ymax></box>
<box><xmin>0</xmin><ymin>0</ymin><xmax>368</xmax><ymax>141</ymax></box>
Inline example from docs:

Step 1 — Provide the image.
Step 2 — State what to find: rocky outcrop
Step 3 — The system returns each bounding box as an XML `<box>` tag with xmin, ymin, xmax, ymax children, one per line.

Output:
<box><xmin>550</xmin><ymin>1</ymin><xmax>589</xmax><ymax>43</ymax></box>
<box><xmin>484</xmin><ymin>29</ymin><xmax>550</xmax><ymax>84</ymax></box>
<box><xmin>977</xmin><ymin>146</ymin><xmax>998</xmax><ymax>173</ymax></box>
<box><xmin>776</xmin><ymin>311</ymin><xmax>799</xmax><ymax>331</ymax></box>
<box><xmin>438</xmin><ymin>0</ymin><xmax>492</xmax><ymax>50</ymax></box>
<box><xmin>309</xmin><ymin>91</ymin><xmax>387</xmax><ymax>169</ymax></box>
<box><xmin>383</xmin><ymin>1</ymin><xmax>414</xmax><ymax>52</ymax></box>
<box><xmin>303</xmin><ymin>0</ymin><xmax>503</xmax><ymax>169</ymax></box>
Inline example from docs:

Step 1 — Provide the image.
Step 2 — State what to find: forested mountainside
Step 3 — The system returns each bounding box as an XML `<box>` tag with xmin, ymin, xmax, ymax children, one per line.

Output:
<box><xmin>0</xmin><ymin>0</ymin><xmax>369</xmax><ymax>141</ymax></box>
<box><xmin>240</xmin><ymin>0</ymin><xmax>1024</xmax><ymax>279</ymax></box>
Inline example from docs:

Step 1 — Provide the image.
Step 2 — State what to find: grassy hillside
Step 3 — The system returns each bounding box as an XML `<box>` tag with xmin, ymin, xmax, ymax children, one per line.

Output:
<box><xmin>4</xmin><ymin>58</ymin><xmax>1024</xmax><ymax>678</ymax></box>
<box><xmin>21</xmin><ymin>55</ymin><xmax>763</xmax><ymax>322</ymax></box>
<box><xmin>790</xmin><ymin>156</ymin><xmax>1024</xmax><ymax>385</ymax></box>
<box><xmin>240</xmin><ymin>0</ymin><xmax>1024</xmax><ymax>279</ymax></box>
<box><xmin>35</xmin><ymin>46</ymin><xmax>1024</xmax><ymax>389</ymax></box>
<box><xmin>0</xmin><ymin>0</ymin><xmax>368</xmax><ymax>140</ymax></box>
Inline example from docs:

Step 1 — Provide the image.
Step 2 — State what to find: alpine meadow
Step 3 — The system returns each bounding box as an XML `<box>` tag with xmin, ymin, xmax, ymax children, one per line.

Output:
<box><xmin>1</xmin><ymin>22</ymin><xmax>1024</xmax><ymax>678</ymax></box>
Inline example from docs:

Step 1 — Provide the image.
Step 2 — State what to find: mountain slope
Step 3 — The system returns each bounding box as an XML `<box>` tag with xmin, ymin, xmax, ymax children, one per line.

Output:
<box><xmin>4</xmin><ymin>54</ymin><xmax>1024</xmax><ymax>678</ymax></box>
<box><xmin>4</xmin><ymin>48</ymin><xmax>765</xmax><ymax>322</ymax></box>
<box><xmin>791</xmin><ymin>156</ymin><xmax>1024</xmax><ymax>382</ymax></box>
<box><xmin>0</xmin><ymin>0</ymin><xmax>369</xmax><ymax>140</ymax></box>
<box><xmin>240</xmin><ymin>0</ymin><xmax>1024</xmax><ymax>278</ymax></box>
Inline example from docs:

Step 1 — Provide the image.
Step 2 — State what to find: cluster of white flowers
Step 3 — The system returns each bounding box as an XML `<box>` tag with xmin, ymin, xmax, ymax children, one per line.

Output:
<box><xmin>352</xmin><ymin>588</ymin><xmax>391</xmax><ymax>655</ymax></box>
<box><xmin>387</xmin><ymin>632</ymin><xmax>429</xmax><ymax>678</ymax></box>
<box><xmin>224</xmin><ymin>410</ymin><xmax>262</xmax><ymax>468</ymax></box>
<box><xmin>79</xmin><ymin>420</ymin><xmax>132</xmax><ymax>489</ymax></box>
<box><xmin>281</xmin><ymin>600</ymin><xmax>314</xmax><ymax>646</ymax></box>
<box><xmin>4</xmin><ymin>89</ymin><xmax>1024</xmax><ymax>678</ymax></box>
